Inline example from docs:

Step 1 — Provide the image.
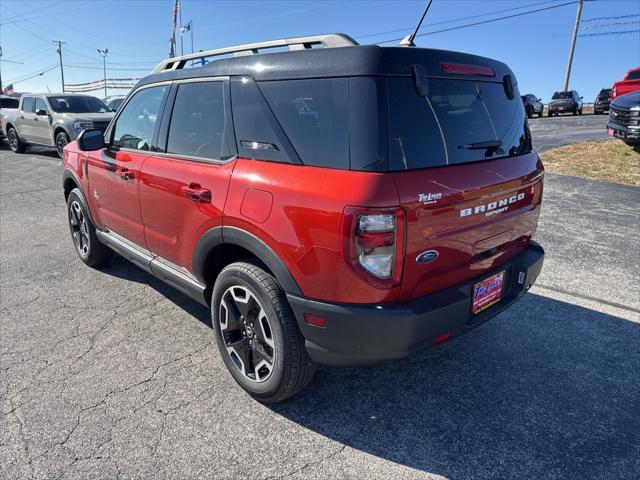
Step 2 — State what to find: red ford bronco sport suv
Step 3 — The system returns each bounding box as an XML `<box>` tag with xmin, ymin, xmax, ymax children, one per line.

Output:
<box><xmin>62</xmin><ymin>34</ymin><xmax>544</xmax><ymax>402</ymax></box>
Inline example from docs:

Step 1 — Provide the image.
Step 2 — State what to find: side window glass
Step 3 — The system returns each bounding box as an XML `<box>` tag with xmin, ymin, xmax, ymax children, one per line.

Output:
<box><xmin>34</xmin><ymin>98</ymin><xmax>48</xmax><ymax>113</ymax></box>
<box><xmin>259</xmin><ymin>78</ymin><xmax>349</xmax><ymax>169</ymax></box>
<box><xmin>166</xmin><ymin>82</ymin><xmax>234</xmax><ymax>160</ymax></box>
<box><xmin>112</xmin><ymin>86</ymin><xmax>167</xmax><ymax>151</ymax></box>
<box><xmin>231</xmin><ymin>77</ymin><xmax>299</xmax><ymax>164</ymax></box>
<box><xmin>22</xmin><ymin>97</ymin><xmax>35</xmax><ymax>113</ymax></box>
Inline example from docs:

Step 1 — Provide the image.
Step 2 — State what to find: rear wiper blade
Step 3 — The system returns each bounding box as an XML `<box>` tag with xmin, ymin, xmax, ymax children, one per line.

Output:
<box><xmin>458</xmin><ymin>140</ymin><xmax>503</xmax><ymax>150</ymax></box>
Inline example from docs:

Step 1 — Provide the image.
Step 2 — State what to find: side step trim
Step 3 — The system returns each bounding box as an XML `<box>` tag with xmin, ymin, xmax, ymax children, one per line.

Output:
<box><xmin>95</xmin><ymin>230</ymin><xmax>208</xmax><ymax>306</ymax></box>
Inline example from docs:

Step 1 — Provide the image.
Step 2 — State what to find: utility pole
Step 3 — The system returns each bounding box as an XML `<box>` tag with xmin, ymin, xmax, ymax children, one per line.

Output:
<box><xmin>97</xmin><ymin>48</ymin><xmax>108</xmax><ymax>98</ymax></box>
<box><xmin>0</xmin><ymin>46</ymin><xmax>4</xmax><ymax>93</ymax></box>
<box><xmin>54</xmin><ymin>40</ymin><xmax>66</xmax><ymax>92</ymax></box>
<box><xmin>563</xmin><ymin>0</ymin><xmax>583</xmax><ymax>91</ymax></box>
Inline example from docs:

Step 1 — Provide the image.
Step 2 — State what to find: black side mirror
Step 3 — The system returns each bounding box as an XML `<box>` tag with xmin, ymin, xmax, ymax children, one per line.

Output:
<box><xmin>36</xmin><ymin>109</ymin><xmax>48</xmax><ymax>116</ymax></box>
<box><xmin>77</xmin><ymin>129</ymin><xmax>105</xmax><ymax>151</ymax></box>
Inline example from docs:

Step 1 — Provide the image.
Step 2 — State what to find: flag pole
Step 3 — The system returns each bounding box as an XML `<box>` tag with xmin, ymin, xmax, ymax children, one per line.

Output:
<box><xmin>191</xmin><ymin>20</ymin><xmax>194</xmax><ymax>55</ymax></box>
<box><xmin>179</xmin><ymin>1</ymin><xmax>184</xmax><ymax>56</ymax></box>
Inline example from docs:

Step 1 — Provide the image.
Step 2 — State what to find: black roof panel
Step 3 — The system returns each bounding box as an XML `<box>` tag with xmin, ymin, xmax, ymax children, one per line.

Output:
<box><xmin>136</xmin><ymin>45</ymin><xmax>515</xmax><ymax>88</ymax></box>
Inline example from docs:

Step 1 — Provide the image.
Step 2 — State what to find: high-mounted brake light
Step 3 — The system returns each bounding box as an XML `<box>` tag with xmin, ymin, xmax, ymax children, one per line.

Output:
<box><xmin>441</xmin><ymin>62</ymin><xmax>495</xmax><ymax>77</ymax></box>
<box><xmin>342</xmin><ymin>208</ymin><xmax>406</xmax><ymax>288</ymax></box>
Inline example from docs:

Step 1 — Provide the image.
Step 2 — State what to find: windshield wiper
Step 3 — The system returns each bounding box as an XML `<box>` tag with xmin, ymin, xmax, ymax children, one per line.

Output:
<box><xmin>458</xmin><ymin>140</ymin><xmax>503</xmax><ymax>150</ymax></box>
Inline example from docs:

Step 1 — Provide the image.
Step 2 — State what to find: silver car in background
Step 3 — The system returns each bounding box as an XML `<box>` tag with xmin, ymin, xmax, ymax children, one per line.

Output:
<box><xmin>2</xmin><ymin>94</ymin><xmax>114</xmax><ymax>158</ymax></box>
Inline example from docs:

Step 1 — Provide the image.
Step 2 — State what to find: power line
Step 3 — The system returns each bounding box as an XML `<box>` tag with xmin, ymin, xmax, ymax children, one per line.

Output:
<box><xmin>0</xmin><ymin>1</ymin><xmax>110</xmax><ymax>26</ymax></box>
<box><xmin>582</xmin><ymin>13</ymin><xmax>640</xmax><ymax>23</ymax></box>
<box><xmin>65</xmin><ymin>64</ymin><xmax>154</xmax><ymax>72</ymax></box>
<box><xmin>5</xmin><ymin>65</ymin><xmax>58</xmax><ymax>85</ymax></box>
<box><xmin>375</xmin><ymin>0</ymin><xmax>580</xmax><ymax>44</ymax></box>
<box><xmin>579</xmin><ymin>29</ymin><xmax>640</xmax><ymax>38</ymax></box>
<box><xmin>581</xmin><ymin>20</ymin><xmax>640</xmax><ymax>30</ymax></box>
<box><xmin>357</xmin><ymin>0</ymin><xmax>561</xmax><ymax>40</ymax></box>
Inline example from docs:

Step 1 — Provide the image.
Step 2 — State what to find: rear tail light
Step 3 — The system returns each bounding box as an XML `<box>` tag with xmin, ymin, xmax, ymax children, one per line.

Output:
<box><xmin>342</xmin><ymin>207</ymin><xmax>405</xmax><ymax>288</ymax></box>
<box><xmin>612</xmin><ymin>86</ymin><xmax>617</xmax><ymax>98</ymax></box>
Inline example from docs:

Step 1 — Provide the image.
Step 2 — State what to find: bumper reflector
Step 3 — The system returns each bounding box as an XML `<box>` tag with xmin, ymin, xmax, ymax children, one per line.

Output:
<box><xmin>433</xmin><ymin>331</ymin><xmax>452</xmax><ymax>345</ymax></box>
<box><xmin>304</xmin><ymin>313</ymin><xmax>327</xmax><ymax>328</ymax></box>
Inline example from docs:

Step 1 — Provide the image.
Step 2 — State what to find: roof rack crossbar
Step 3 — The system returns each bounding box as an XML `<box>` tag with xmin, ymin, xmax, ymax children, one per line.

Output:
<box><xmin>153</xmin><ymin>33</ymin><xmax>358</xmax><ymax>73</ymax></box>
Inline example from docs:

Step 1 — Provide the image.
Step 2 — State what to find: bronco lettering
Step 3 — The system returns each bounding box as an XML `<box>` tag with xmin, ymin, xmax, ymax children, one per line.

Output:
<box><xmin>460</xmin><ymin>192</ymin><xmax>526</xmax><ymax>217</ymax></box>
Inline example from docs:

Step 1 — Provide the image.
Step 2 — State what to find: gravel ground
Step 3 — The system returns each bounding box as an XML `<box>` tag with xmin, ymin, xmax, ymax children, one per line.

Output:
<box><xmin>1</xmin><ymin>141</ymin><xmax>638</xmax><ymax>480</ymax></box>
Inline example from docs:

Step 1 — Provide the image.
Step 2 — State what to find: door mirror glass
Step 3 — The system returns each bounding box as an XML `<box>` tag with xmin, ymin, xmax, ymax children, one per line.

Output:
<box><xmin>77</xmin><ymin>129</ymin><xmax>105</xmax><ymax>151</ymax></box>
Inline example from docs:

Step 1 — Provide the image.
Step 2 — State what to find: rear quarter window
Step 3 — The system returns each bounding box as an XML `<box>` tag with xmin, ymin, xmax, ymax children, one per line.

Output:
<box><xmin>259</xmin><ymin>78</ymin><xmax>349</xmax><ymax>169</ymax></box>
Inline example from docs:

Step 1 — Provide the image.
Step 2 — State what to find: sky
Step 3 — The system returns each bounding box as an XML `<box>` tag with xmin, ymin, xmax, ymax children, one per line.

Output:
<box><xmin>0</xmin><ymin>0</ymin><xmax>639</xmax><ymax>101</ymax></box>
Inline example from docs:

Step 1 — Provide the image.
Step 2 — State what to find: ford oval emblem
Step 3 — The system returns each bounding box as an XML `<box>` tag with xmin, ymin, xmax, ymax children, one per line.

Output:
<box><xmin>416</xmin><ymin>250</ymin><xmax>439</xmax><ymax>264</ymax></box>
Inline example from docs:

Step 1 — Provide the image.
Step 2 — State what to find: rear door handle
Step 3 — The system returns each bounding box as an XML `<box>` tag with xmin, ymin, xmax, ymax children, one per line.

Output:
<box><xmin>115</xmin><ymin>168</ymin><xmax>134</xmax><ymax>181</ymax></box>
<box><xmin>181</xmin><ymin>183</ymin><xmax>211</xmax><ymax>203</ymax></box>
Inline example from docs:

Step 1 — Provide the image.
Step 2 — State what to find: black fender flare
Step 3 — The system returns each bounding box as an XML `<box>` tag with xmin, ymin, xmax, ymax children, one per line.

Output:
<box><xmin>62</xmin><ymin>169</ymin><xmax>98</xmax><ymax>226</ymax></box>
<box><xmin>193</xmin><ymin>226</ymin><xmax>302</xmax><ymax>296</ymax></box>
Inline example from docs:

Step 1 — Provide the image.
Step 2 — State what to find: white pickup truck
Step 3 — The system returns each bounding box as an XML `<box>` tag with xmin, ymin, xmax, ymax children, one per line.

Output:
<box><xmin>2</xmin><ymin>93</ymin><xmax>114</xmax><ymax>158</ymax></box>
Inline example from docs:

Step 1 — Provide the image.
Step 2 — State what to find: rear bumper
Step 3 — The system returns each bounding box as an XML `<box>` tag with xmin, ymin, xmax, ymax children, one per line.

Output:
<box><xmin>288</xmin><ymin>242</ymin><xmax>544</xmax><ymax>366</ymax></box>
<box><xmin>594</xmin><ymin>103</ymin><xmax>610</xmax><ymax>112</ymax></box>
<box><xmin>548</xmin><ymin>105</ymin><xmax>576</xmax><ymax>114</ymax></box>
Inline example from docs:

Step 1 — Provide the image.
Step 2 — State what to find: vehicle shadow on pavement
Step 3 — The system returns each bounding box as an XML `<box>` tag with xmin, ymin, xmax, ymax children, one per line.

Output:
<box><xmin>97</xmin><ymin>257</ymin><xmax>639</xmax><ymax>478</ymax></box>
<box><xmin>270</xmin><ymin>293</ymin><xmax>640</xmax><ymax>479</ymax></box>
<box><xmin>100</xmin><ymin>255</ymin><xmax>212</xmax><ymax>327</ymax></box>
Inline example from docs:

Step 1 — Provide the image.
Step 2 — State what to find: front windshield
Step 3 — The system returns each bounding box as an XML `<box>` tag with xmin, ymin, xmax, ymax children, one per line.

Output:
<box><xmin>552</xmin><ymin>92</ymin><xmax>572</xmax><ymax>100</ymax></box>
<box><xmin>47</xmin><ymin>96</ymin><xmax>111</xmax><ymax>113</ymax></box>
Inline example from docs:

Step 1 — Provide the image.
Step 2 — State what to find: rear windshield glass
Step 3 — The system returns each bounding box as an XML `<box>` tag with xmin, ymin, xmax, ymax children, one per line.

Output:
<box><xmin>599</xmin><ymin>89</ymin><xmax>611</xmax><ymax>97</ymax></box>
<box><xmin>48</xmin><ymin>96</ymin><xmax>110</xmax><ymax>113</ymax></box>
<box><xmin>552</xmin><ymin>92</ymin><xmax>572</xmax><ymax>99</ymax></box>
<box><xmin>388</xmin><ymin>77</ymin><xmax>530</xmax><ymax>170</ymax></box>
<box><xmin>626</xmin><ymin>70</ymin><xmax>640</xmax><ymax>80</ymax></box>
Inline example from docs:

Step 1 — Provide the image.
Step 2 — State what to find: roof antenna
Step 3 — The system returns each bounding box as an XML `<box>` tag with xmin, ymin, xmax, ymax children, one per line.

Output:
<box><xmin>400</xmin><ymin>0</ymin><xmax>434</xmax><ymax>47</ymax></box>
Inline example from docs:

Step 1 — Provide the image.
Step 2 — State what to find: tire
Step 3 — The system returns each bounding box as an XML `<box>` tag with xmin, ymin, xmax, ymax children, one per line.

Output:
<box><xmin>66</xmin><ymin>188</ymin><xmax>113</xmax><ymax>267</ymax></box>
<box><xmin>7</xmin><ymin>127</ymin><xmax>26</xmax><ymax>153</ymax></box>
<box><xmin>573</xmin><ymin>109</ymin><xmax>577</xmax><ymax>116</ymax></box>
<box><xmin>56</xmin><ymin>131</ymin><xmax>70</xmax><ymax>158</ymax></box>
<box><xmin>538</xmin><ymin>108</ymin><xmax>544</xmax><ymax>118</ymax></box>
<box><xmin>578</xmin><ymin>108</ymin><xmax>583</xmax><ymax>116</ymax></box>
<box><xmin>212</xmin><ymin>261</ymin><xmax>316</xmax><ymax>403</ymax></box>
<box><xmin>526</xmin><ymin>108</ymin><xmax>533</xmax><ymax>119</ymax></box>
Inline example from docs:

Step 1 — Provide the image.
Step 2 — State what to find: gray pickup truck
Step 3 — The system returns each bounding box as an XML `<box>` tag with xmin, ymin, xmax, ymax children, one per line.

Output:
<box><xmin>3</xmin><ymin>93</ymin><xmax>114</xmax><ymax>158</ymax></box>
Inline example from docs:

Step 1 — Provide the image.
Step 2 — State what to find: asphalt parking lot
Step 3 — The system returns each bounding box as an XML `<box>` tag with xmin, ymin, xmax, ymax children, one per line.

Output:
<box><xmin>1</xmin><ymin>126</ymin><xmax>638</xmax><ymax>479</ymax></box>
<box><xmin>529</xmin><ymin>113</ymin><xmax>609</xmax><ymax>153</ymax></box>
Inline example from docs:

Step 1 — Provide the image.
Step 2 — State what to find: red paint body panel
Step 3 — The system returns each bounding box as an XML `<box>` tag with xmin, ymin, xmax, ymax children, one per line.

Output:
<box><xmin>612</xmin><ymin>67</ymin><xmax>640</xmax><ymax>99</ymax></box>
<box><xmin>138</xmin><ymin>155</ymin><xmax>235</xmax><ymax>269</ymax></box>
<box><xmin>392</xmin><ymin>152</ymin><xmax>543</xmax><ymax>302</ymax></box>
<box><xmin>64</xmin><ymin>144</ymin><xmax>543</xmax><ymax>306</ymax></box>
<box><xmin>224</xmin><ymin>158</ymin><xmax>402</xmax><ymax>304</ymax></box>
<box><xmin>86</xmin><ymin>148</ymin><xmax>148</xmax><ymax>247</ymax></box>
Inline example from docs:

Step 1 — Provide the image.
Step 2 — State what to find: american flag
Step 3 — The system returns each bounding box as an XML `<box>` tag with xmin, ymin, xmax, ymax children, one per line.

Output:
<box><xmin>3</xmin><ymin>84</ymin><xmax>15</xmax><ymax>95</ymax></box>
<box><xmin>172</xmin><ymin>0</ymin><xmax>180</xmax><ymax>28</ymax></box>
